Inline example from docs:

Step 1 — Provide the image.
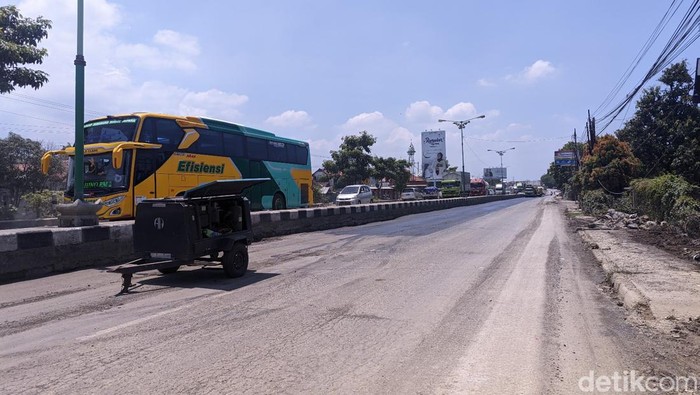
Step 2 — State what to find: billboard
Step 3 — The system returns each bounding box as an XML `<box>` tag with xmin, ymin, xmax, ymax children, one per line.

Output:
<box><xmin>483</xmin><ymin>167</ymin><xmax>507</xmax><ymax>179</ymax></box>
<box><xmin>421</xmin><ymin>130</ymin><xmax>447</xmax><ymax>180</ymax></box>
<box><xmin>555</xmin><ymin>150</ymin><xmax>577</xmax><ymax>166</ymax></box>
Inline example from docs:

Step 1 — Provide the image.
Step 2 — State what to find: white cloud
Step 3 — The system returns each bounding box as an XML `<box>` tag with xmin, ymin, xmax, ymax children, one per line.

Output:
<box><xmin>506</xmin><ymin>60</ymin><xmax>556</xmax><ymax>84</ymax></box>
<box><xmin>405</xmin><ymin>101</ymin><xmax>444</xmax><ymax>123</ymax></box>
<box><xmin>153</xmin><ymin>30</ymin><xmax>200</xmax><ymax>56</ymax></box>
<box><xmin>265</xmin><ymin>110</ymin><xmax>314</xmax><ymax>129</ymax></box>
<box><xmin>444</xmin><ymin>102</ymin><xmax>479</xmax><ymax>120</ymax></box>
<box><xmin>115</xmin><ymin>30</ymin><xmax>200</xmax><ymax>71</ymax></box>
<box><xmin>477</xmin><ymin>78</ymin><xmax>496</xmax><ymax>87</ymax></box>
<box><xmin>179</xmin><ymin>89</ymin><xmax>248</xmax><ymax>119</ymax></box>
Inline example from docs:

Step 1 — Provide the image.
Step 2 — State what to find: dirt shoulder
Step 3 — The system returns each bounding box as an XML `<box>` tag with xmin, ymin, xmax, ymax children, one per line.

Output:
<box><xmin>564</xmin><ymin>199</ymin><xmax>700</xmax><ymax>338</ymax></box>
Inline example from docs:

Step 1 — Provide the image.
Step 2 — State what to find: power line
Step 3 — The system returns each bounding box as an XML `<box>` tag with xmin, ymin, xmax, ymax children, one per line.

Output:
<box><xmin>596</xmin><ymin>0</ymin><xmax>700</xmax><ymax>134</ymax></box>
<box><xmin>467</xmin><ymin>136</ymin><xmax>569</xmax><ymax>143</ymax></box>
<box><xmin>0</xmin><ymin>109</ymin><xmax>73</xmax><ymax>127</ymax></box>
<box><xmin>6</xmin><ymin>92</ymin><xmax>104</xmax><ymax>117</ymax></box>
<box><xmin>594</xmin><ymin>0</ymin><xmax>683</xmax><ymax>117</ymax></box>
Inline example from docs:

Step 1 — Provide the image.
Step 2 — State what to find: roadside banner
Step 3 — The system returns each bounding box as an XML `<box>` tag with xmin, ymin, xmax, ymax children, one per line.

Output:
<box><xmin>554</xmin><ymin>150</ymin><xmax>577</xmax><ymax>166</ymax></box>
<box><xmin>483</xmin><ymin>167</ymin><xmax>507</xmax><ymax>179</ymax></box>
<box><xmin>421</xmin><ymin>130</ymin><xmax>447</xmax><ymax>180</ymax></box>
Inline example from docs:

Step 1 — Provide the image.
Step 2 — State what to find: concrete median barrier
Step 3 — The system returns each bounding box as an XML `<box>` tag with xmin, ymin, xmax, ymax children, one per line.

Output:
<box><xmin>0</xmin><ymin>195</ymin><xmax>521</xmax><ymax>283</ymax></box>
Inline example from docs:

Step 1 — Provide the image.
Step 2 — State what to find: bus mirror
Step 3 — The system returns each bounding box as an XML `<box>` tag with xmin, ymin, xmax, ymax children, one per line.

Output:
<box><xmin>113</xmin><ymin>148</ymin><xmax>124</xmax><ymax>169</ymax></box>
<box><xmin>41</xmin><ymin>152</ymin><xmax>52</xmax><ymax>174</ymax></box>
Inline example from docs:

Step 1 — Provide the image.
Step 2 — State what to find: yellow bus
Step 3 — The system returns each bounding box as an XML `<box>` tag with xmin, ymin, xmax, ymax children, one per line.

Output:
<box><xmin>42</xmin><ymin>113</ymin><xmax>313</xmax><ymax>219</ymax></box>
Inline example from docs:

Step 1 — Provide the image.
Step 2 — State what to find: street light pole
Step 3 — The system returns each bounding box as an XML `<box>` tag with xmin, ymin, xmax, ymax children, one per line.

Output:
<box><xmin>438</xmin><ymin>115</ymin><xmax>485</xmax><ymax>195</ymax></box>
<box><xmin>487</xmin><ymin>147</ymin><xmax>515</xmax><ymax>194</ymax></box>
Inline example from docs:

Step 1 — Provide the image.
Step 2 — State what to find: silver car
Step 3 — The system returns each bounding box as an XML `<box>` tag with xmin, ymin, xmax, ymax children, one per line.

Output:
<box><xmin>335</xmin><ymin>185</ymin><xmax>373</xmax><ymax>205</ymax></box>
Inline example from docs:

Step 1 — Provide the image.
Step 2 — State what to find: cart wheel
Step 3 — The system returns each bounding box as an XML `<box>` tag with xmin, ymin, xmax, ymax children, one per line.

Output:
<box><xmin>222</xmin><ymin>243</ymin><xmax>248</xmax><ymax>278</ymax></box>
<box><xmin>158</xmin><ymin>265</ymin><xmax>180</xmax><ymax>274</ymax></box>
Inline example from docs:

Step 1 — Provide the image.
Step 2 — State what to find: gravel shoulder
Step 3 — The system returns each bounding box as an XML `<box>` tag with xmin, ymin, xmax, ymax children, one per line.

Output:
<box><xmin>565</xmin><ymin>199</ymin><xmax>700</xmax><ymax>338</ymax></box>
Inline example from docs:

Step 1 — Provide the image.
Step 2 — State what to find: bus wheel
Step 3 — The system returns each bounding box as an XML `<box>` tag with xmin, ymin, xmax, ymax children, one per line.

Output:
<box><xmin>222</xmin><ymin>243</ymin><xmax>248</xmax><ymax>278</ymax></box>
<box><xmin>272</xmin><ymin>193</ymin><xmax>286</xmax><ymax>210</ymax></box>
<box><xmin>158</xmin><ymin>265</ymin><xmax>180</xmax><ymax>274</ymax></box>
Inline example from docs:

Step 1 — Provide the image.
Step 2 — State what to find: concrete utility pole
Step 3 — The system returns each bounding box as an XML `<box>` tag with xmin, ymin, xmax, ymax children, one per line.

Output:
<box><xmin>487</xmin><ymin>147</ymin><xmax>515</xmax><ymax>194</ymax></box>
<box><xmin>74</xmin><ymin>0</ymin><xmax>86</xmax><ymax>200</ymax></box>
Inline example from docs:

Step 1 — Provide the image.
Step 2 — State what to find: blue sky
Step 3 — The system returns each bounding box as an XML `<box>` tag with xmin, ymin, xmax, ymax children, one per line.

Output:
<box><xmin>2</xmin><ymin>0</ymin><xmax>698</xmax><ymax>181</ymax></box>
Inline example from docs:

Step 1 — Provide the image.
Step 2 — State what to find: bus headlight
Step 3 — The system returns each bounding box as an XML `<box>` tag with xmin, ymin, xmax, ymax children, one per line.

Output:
<box><xmin>102</xmin><ymin>195</ymin><xmax>125</xmax><ymax>207</ymax></box>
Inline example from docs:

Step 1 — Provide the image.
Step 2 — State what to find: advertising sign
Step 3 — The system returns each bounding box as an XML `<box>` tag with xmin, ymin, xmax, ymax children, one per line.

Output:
<box><xmin>483</xmin><ymin>167</ymin><xmax>507</xmax><ymax>179</ymax></box>
<box><xmin>421</xmin><ymin>130</ymin><xmax>447</xmax><ymax>180</ymax></box>
<box><xmin>555</xmin><ymin>150</ymin><xmax>577</xmax><ymax>166</ymax></box>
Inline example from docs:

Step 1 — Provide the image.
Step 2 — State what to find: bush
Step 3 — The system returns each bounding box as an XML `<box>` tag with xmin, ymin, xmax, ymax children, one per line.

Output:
<box><xmin>580</xmin><ymin>190</ymin><xmax>614</xmax><ymax>217</ymax></box>
<box><xmin>630</xmin><ymin>174</ymin><xmax>699</xmax><ymax>221</ymax></box>
<box><xmin>671</xmin><ymin>195</ymin><xmax>700</xmax><ymax>236</ymax></box>
<box><xmin>20</xmin><ymin>190</ymin><xmax>62</xmax><ymax>218</ymax></box>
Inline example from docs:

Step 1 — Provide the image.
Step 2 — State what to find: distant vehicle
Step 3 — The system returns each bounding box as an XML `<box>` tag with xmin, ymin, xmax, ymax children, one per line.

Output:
<box><xmin>439</xmin><ymin>180</ymin><xmax>461</xmax><ymax>198</ymax></box>
<box><xmin>494</xmin><ymin>183</ymin><xmax>504</xmax><ymax>195</ymax></box>
<box><xmin>536</xmin><ymin>186</ymin><xmax>545</xmax><ymax>196</ymax></box>
<box><xmin>515</xmin><ymin>182</ymin><xmax>525</xmax><ymax>194</ymax></box>
<box><xmin>469</xmin><ymin>178</ymin><xmax>488</xmax><ymax>196</ymax></box>
<box><xmin>401</xmin><ymin>187</ymin><xmax>424</xmax><ymax>201</ymax></box>
<box><xmin>335</xmin><ymin>185</ymin><xmax>373</xmax><ymax>205</ymax></box>
<box><xmin>423</xmin><ymin>186</ymin><xmax>441</xmax><ymax>199</ymax></box>
<box><xmin>523</xmin><ymin>185</ymin><xmax>537</xmax><ymax>196</ymax></box>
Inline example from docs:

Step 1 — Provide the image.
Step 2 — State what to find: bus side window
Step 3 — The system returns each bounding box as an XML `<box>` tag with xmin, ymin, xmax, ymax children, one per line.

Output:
<box><xmin>140</xmin><ymin>117</ymin><xmax>184</xmax><ymax>150</ymax></box>
<box><xmin>223</xmin><ymin>133</ymin><xmax>245</xmax><ymax>157</ymax></box>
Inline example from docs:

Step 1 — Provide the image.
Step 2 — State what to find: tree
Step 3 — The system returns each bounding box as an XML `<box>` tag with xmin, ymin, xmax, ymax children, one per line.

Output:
<box><xmin>616</xmin><ymin>61</ymin><xmax>700</xmax><ymax>184</ymax></box>
<box><xmin>0</xmin><ymin>5</ymin><xmax>52</xmax><ymax>93</ymax></box>
<box><xmin>578</xmin><ymin>135</ymin><xmax>641</xmax><ymax>193</ymax></box>
<box><xmin>373</xmin><ymin>156</ymin><xmax>411</xmax><ymax>192</ymax></box>
<box><xmin>540</xmin><ymin>173</ymin><xmax>556</xmax><ymax>188</ymax></box>
<box><xmin>323</xmin><ymin>131</ymin><xmax>376</xmax><ymax>188</ymax></box>
<box><xmin>0</xmin><ymin>132</ymin><xmax>62</xmax><ymax>207</ymax></box>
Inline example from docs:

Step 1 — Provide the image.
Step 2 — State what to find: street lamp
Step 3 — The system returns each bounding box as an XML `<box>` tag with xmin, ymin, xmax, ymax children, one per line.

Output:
<box><xmin>438</xmin><ymin>115</ymin><xmax>485</xmax><ymax>194</ymax></box>
<box><xmin>487</xmin><ymin>147</ymin><xmax>515</xmax><ymax>194</ymax></box>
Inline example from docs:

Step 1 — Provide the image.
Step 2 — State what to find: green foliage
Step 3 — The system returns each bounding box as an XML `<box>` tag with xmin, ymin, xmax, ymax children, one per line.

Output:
<box><xmin>579</xmin><ymin>135</ymin><xmax>641</xmax><ymax>193</ymax></box>
<box><xmin>540</xmin><ymin>173</ymin><xmax>556</xmax><ymax>188</ymax></box>
<box><xmin>21</xmin><ymin>189</ymin><xmax>61</xmax><ymax>218</ymax></box>
<box><xmin>0</xmin><ymin>133</ymin><xmax>64</xmax><ymax>206</ymax></box>
<box><xmin>0</xmin><ymin>5</ymin><xmax>52</xmax><ymax>93</ymax></box>
<box><xmin>373</xmin><ymin>156</ymin><xmax>411</xmax><ymax>192</ymax></box>
<box><xmin>670</xmin><ymin>195</ymin><xmax>700</xmax><ymax>236</ymax></box>
<box><xmin>323</xmin><ymin>131</ymin><xmax>376</xmax><ymax>188</ymax></box>
<box><xmin>616</xmin><ymin>61</ymin><xmax>700</xmax><ymax>184</ymax></box>
<box><xmin>579</xmin><ymin>189</ymin><xmax>615</xmax><ymax>217</ymax></box>
<box><xmin>630</xmin><ymin>174</ymin><xmax>699</xmax><ymax>221</ymax></box>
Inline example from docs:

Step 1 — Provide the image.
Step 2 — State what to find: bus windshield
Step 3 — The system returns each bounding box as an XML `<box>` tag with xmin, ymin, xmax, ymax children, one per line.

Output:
<box><xmin>66</xmin><ymin>152</ymin><xmax>131</xmax><ymax>197</ymax></box>
<box><xmin>84</xmin><ymin>117</ymin><xmax>139</xmax><ymax>143</ymax></box>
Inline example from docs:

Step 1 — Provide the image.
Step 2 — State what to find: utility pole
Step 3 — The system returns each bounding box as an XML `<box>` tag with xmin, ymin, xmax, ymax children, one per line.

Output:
<box><xmin>438</xmin><ymin>115</ymin><xmax>486</xmax><ymax>195</ymax></box>
<box><xmin>573</xmin><ymin>128</ymin><xmax>580</xmax><ymax>171</ymax></box>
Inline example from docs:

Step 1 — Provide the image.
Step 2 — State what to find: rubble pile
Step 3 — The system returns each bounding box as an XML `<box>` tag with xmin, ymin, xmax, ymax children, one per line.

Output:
<box><xmin>590</xmin><ymin>209</ymin><xmax>700</xmax><ymax>262</ymax></box>
<box><xmin>592</xmin><ymin>209</ymin><xmax>665</xmax><ymax>231</ymax></box>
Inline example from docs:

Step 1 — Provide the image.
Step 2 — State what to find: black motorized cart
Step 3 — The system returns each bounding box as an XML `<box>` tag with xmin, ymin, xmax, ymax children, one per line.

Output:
<box><xmin>112</xmin><ymin>178</ymin><xmax>268</xmax><ymax>294</ymax></box>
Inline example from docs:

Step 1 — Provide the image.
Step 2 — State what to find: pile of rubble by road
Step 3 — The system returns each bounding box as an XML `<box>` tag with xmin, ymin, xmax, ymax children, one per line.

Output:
<box><xmin>592</xmin><ymin>209</ymin><xmax>666</xmax><ymax>230</ymax></box>
<box><xmin>588</xmin><ymin>209</ymin><xmax>700</xmax><ymax>262</ymax></box>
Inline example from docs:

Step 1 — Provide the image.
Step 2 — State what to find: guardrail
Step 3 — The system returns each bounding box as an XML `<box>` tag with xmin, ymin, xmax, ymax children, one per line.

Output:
<box><xmin>0</xmin><ymin>194</ymin><xmax>521</xmax><ymax>283</ymax></box>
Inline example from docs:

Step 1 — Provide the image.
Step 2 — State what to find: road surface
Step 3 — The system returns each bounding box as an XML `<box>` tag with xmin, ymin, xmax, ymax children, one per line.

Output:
<box><xmin>1</xmin><ymin>197</ymin><xmax>696</xmax><ymax>394</ymax></box>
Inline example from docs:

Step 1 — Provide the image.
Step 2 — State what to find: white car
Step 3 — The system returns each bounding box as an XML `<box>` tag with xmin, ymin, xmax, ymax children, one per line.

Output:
<box><xmin>401</xmin><ymin>187</ymin><xmax>423</xmax><ymax>201</ymax></box>
<box><xmin>335</xmin><ymin>185</ymin><xmax>374</xmax><ymax>205</ymax></box>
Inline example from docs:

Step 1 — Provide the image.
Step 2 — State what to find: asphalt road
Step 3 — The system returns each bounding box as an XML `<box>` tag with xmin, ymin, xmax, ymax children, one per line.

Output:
<box><xmin>0</xmin><ymin>197</ymin><xmax>691</xmax><ymax>394</ymax></box>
